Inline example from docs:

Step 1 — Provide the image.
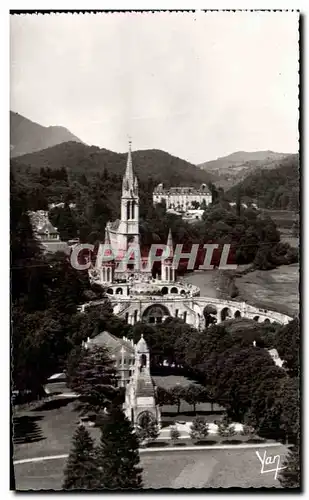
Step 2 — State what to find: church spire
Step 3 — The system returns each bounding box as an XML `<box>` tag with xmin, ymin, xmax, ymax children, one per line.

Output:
<box><xmin>123</xmin><ymin>139</ymin><xmax>134</xmax><ymax>190</ymax></box>
<box><xmin>166</xmin><ymin>228</ymin><xmax>174</xmax><ymax>258</ymax></box>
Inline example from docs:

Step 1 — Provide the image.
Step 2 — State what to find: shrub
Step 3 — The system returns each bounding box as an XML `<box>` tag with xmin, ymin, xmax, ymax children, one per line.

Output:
<box><xmin>170</xmin><ymin>426</ymin><xmax>180</xmax><ymax>442</ymax></box>
<box><xmin>217</xmin><ymin>422</ymin><xmax>236</xmax><ymax>438</ymax></box>
<box><xmin>241</xmin><ymin>424</ymin><xmax>255</xmax><ymax>437</ymax></box>
<box><xmin>190</xmin><ymin>417</ymin><xmax>209</xmax><ymax>440</ymax></box>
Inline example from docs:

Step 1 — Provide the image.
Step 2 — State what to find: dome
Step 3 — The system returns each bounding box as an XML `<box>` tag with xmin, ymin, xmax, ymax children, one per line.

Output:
<box><xmin>136</xmin><ymin>334</ymin><xmax>148</xmax><ymax>352</ymax></box>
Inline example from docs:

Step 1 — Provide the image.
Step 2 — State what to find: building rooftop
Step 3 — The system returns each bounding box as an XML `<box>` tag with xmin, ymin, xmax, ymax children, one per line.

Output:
<box><xmin>41</xmin><ymin>241</ymin><xmax>70</xmax><ymax>254</ymax></box>
<box><xmin>154</xmin><ymin>183</ymin><xmax>211</xmax><ymax>195</ymax></box>
<box><xmin>86</xmin><ymin>330</ymin><xmax>135</xmax><ymax>357</ymax></box>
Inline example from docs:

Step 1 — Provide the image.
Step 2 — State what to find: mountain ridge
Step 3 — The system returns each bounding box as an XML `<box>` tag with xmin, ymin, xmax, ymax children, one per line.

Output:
<box><xmin>10</xmin><ymin>111</ymin><xmax>84</xmax><ymax>157</ymax></box>
<box><xmin>11</xmin><ymin>140</ymin><xmax>214</xmax><ymax>188</ymax></box>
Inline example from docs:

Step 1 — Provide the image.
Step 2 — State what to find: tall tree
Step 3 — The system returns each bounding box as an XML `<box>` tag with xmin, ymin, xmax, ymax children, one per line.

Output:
<box><xmin>279</xmin><ymin>441</ymin><xmax>301</xmax><ymax>489</ymax></box>
<box><xmin>96</xmin><ymin>408</ymin><xmax>143</xmax><ymax>489</ymax></box>
<box><xmin>63</xmin><ymin>425</ymin><xmax>99</xmax><ymax>490</ymax></box>
<box><xmin>273</xmin><ymin>318</ymin><xmax>299</xmax><ymax>377</ymax></box>
<box><xmin>67</xmin><ymin>345</ymin><xmax>117</xmax><ymax>416</ymax></box>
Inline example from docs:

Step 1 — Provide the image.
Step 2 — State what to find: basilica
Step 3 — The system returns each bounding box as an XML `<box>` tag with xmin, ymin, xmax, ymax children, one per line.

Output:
<box><xmin>89</xmin><ymin>141</ymin><xmax>198</xmax><ymax>312</ymax></box>
<box><xmin>87</xmin><ymin>143</ymin><xmax>292</xmax><ymax>329</ymax></box>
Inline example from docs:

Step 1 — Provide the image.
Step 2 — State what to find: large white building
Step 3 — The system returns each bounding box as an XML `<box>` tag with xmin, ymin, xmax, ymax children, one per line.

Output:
<box><xmin>153</xmin><ymin>183</ymin><xmax>212</xmax><ymax>211</ymax></box>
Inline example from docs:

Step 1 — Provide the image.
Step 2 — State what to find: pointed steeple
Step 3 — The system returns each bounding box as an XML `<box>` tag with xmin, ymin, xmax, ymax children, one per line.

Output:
<box><xmin>104</xmin><ymin>226</ymin><xmax>110</xmax><ymax>245</ymax></box>
<box><xmin>123</xmin><ymin>139</ymin><xmax>134</xmax><ymax>191</ymax></box>
<box><xmin>166</xmin><ymin>228</ymin><xmax>174</xmax><ymax>259</ymax></box>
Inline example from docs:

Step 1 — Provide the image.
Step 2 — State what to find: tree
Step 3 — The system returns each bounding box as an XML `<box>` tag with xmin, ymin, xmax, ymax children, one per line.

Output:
<box><xmin>63</xmin><ymin>425</ymin><xmax>99</xmax><ymax>490</ymax></box>
<box><xmin>67</xmin><ymin>345</ymin><xmax>117</xmax><ymax>416</ymax></box>
<box><xmin>96</xmin><ymin>407</ymin><xmax>143</xmax><ymax>489</ymax></box>
<box><xmin>156</xmin><ymin>386</ymin><xmax>173</xmax><ymax>406</ymax></box>
<box><xmin>183</xmin><ymin>384</ymin><xmax>204</xmax><ymax>414</ymax></box>
<box><xmin>273</xmin><ymin>318</ymin><xmax>299</xmax><ymax>377</ymax></box>
<box><xmin>170</xmin><ymin>426</ymin><xmax>180</xmax><ymax>443</ymax></box>
<box><xmin>236</xmin><ymin>188</ymin><xmax>241</xmax><ymax>217</ymax></box>
<box><xmin>136</xmin><ymin>413</ymin><xmax>159</xmax><ymax>444</ymax></box>
<box><xmin>279</xmin><ymin>442</ymin><xmax>301</xmax><ymax>489</ymax></box>
<box><xmin>170</xmin><ymin>385</ymin><xmax>185</xmax><ymax>414</ymax></box>
<box><xmin>190</xmin><ymin>417</ymin><xmax>209</xmax><ymax>440</ymax></box>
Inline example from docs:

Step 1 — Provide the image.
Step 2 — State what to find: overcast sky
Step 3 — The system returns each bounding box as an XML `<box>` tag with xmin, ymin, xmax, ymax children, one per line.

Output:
<box><xmin>10</xmin><ymin>12</ymin><xmax>299</xmax><ymax>164</ymax></box>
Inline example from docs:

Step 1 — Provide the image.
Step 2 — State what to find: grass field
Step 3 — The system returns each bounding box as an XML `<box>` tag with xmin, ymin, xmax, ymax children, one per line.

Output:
<box><xmin>13</xmin><ymin>384</ymin><xmax>289</xmax><ymax>490</ymax></box>
<box><xmin>13</xmin><ymin>375</ymin><xmax>223</xmax><ymax>462</ymax></box>
<box><xmin>235</xmin><ymin>263</ymin><xmax>299</xmax><ymax>317</ymax></box>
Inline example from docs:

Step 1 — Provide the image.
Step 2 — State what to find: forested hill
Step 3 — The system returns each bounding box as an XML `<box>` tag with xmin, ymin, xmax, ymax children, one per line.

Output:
<box><xmin>198</xmin><ymin>150</ymin><xmax>293</xmax><ymax>190</ymax></box>
<box><xmin>12</xmin><ymin>141</ymin><xmax>213</xmax><ymax>187</ymax></box>
<box><xmin>227</xmin><ymin>154</ymin><xmax>299</xmax><ymax>210</ymax></box>
<box><xmin>10</xmin><ymin>111</ymin><xmax>83</xmax><ymax>157</ymax></box>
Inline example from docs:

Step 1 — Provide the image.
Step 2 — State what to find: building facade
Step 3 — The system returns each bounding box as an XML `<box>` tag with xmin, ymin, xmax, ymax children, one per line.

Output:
<box><xmin>153</xmin><ymin>183</ymin><xmax>212</xmax><ymax>211</ymax></box>
<box><xmin>84</xmin><ymin>331</ymin><xmax>161</xmax><ymax>428</ymax></box>
<box><xmin>29</xmin><ymin>210</ymin><xmax>60</xmax><ymax>241</ymax></box>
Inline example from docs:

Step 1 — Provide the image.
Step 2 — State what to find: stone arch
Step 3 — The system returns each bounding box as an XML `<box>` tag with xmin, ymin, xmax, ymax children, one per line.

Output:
<box><xmin>170</xmin><ymin>287</ymin><xmax>178</xmax><ymax>294</ymax></box>
<box><xmin>142</xmin><ymin>304</ymin><xmax>171</xmax><ymax>324</ymax></box>
<box><xmin>203</xmin><ymin>305</ymin><xmax>217</xmax><ymax>328</ymax></box>
<box><xmin>253</xmin><ymin>316</ymin><xmax>260</xmax><ymax>322</ymax></box>
<box><xmin>107</xmin><ymin>288</ymin><xmax>113</xmax><ymax>295</ymax></box>
<box><xmin>161</xmin><ymin>287</ymin><xmax>168</xmax><ymax>295</ymax></box>
<box><xmin>116</xmin><ymin>287</ymin><xmax>123</xmax><ymax>295</ymax></box>
<box><xmin>221</xmin><ymin>307</ymin><xmax>232</xmax><ymax>322</ymax></box>
<box><xmin>234</xmin><ymin>310</ymin><xmax>241</xmax><ymax>318</ymax></box>
<box><xmin>180</xmin><ymin>289</ymin><xmax>186</xmax><ymax>295</ymax></box>
<box><xmin>264</xmin><ymin>318</ymin><xmax>271</xmax><ymax>324</ymax></box>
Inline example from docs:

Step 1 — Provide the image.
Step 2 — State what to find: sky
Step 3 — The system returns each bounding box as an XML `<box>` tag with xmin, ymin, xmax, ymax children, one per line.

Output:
<box><xmin>10</xmin><ymin>11</ymin><xmax>299</xmax><ymax>164</ymax></box>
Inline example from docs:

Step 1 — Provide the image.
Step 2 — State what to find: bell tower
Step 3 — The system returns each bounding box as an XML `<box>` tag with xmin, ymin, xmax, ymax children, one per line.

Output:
<box><xmin>117</xmin><ymin>140</ymin><xmax>140</xmax><ymax>253</ymax></box>
<box><xmin>123</xmin><ymin>335</ymin><xmax>161</xmax><ymax>429</ymax></box>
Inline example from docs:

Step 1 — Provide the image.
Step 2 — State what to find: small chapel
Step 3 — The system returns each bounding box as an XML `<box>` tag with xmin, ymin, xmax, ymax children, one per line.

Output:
<box><xmin>123</xmin><ymin>334</ymin><xmax>161</xmax><ymax>429</ymax></box>
<box><xmin>84</xmin><ymin>331</ymin><xmax>161</xmax><ymax>429</ymax></box>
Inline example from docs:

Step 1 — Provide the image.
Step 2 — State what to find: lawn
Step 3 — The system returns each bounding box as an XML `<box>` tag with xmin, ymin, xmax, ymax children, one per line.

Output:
<box><xmin>13</xmin><ymin>380</ymin><xmax>224</xmax><ymax>462</ymax></box>
<box><xmin>13</xmin><ymin>393</ymin><xmax>287</xmax><ymax>490</ymax></box>
<box><xmin>14</xmin><ymin>445</ymin><xmax>289</xmax><ymax>490</ymax></box>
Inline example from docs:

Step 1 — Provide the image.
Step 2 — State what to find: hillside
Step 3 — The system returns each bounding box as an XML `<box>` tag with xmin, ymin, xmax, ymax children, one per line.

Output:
<box><xmin>227</xmin><ymin>154</ymin><xmax>299</xmax><ymax>210</ymax></box>
<box><xmin>198</xmin><ymin>150</ymin><xmax>293</xmax><ymax>190</ymax></box>
<box><xmin>12</xmin><ymin>141</ymin><xmax>213</xmax><ymax>187</ymax></box>
<box><xmin>10</xmin><ymin>111</ymin><xmax>83</xmax><ymax>157</ymax></box>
